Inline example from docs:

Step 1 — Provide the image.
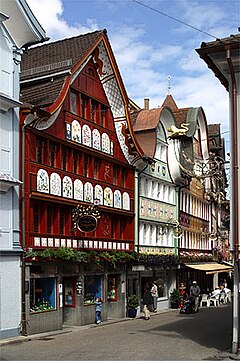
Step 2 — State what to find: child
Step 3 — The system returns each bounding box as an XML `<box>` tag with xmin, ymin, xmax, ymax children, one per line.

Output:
<box><xmin>95</xmin><ymin>297</ymin><xmax>102</xmax><ymax>324</ymax></box>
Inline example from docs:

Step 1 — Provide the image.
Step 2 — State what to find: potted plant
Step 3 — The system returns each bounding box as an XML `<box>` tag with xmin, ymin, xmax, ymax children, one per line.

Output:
<box><xmin>127</xmin><ymin>294</ymin><xmax>140</xmax><ymax>318</ymax></box>
<box><xmin>170</xmin><ymin>289</ymin><xmax>180</xmax><ymax>309</ymax></box>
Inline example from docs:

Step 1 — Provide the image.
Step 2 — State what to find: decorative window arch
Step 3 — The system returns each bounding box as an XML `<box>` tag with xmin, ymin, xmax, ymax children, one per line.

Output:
<box><xmin>114</xmin><ymin>190</ymin><xmax>121</xmax><ymax>208</ymax></box>
<box><xmin>37</xmin><ymin>169</ymin><xmax>49</xmax><ymax>193</ymax></box>
<box><xmin>82</xmin><ymin>124</ymin><xmax>92</xmax><ymax>147</ymax></box>
<box><xmin>62</xmin><ymin>176</ymin><xmax>73</xmax><ymax>198</ymax></box>
<box><xmin>92</xmin><ymin>129</ymin><xmax>101</xmax><ymax>150</ymax></box>
<box><xmin>104</xmin><ymin>187</ymin><xmax>113</xmax><ymax>207</ymax></box>
<box><xmin>84</xmin><ymin>182</ymin><xmax>93</xmax><ymax>203</ymax></box>
<box><xmin>102</xmin><ymin>133</ymin><xmax>110</xmax><ymax>154</ymax></box>
<box><xmin>74</xmin><ymin>179</ymin><xmax>83</xmax><ymax>200</ymax></box>
<box><xmin>71</xmin><ymin>120</ymin><xmax>81</xmax><ymax>143</ymax></box>
<box><xmin>123</xmin><ymin>192</ymin><xmax>130</xmax><ymax>210</ymax></box>
<box><xmin>50</xmin><ymin>172</ymin><xmax>61</xmax><ymax>196</ymax></box>
<box><xmin>94</xmin><ymin>184</ymin><xmax>103</xmax><ymax>205</ymax></box>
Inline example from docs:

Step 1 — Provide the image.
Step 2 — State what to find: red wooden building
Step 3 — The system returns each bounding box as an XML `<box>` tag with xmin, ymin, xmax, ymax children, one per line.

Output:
<box><xmin>20</xmin><ymin>30</ymin><xmax>145</xmax><ymax>334</ymax></box>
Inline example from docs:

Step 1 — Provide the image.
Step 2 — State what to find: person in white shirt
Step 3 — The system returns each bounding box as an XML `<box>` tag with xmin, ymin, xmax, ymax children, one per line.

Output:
<box><xmin>150</xmin><ymin>281</ymin><xmax>158</xmax><ymax>312</ymax></box>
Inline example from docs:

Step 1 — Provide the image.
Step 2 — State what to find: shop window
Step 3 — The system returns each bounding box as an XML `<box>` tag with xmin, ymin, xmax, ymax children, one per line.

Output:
<box><xmin>107</xmin><ymin>275</ymin><xmax>118</xmax><ymax>301</ymax></box>
<box><xmin>30</xmin><ymin>278</ymin><xmax>56</xmax><ymax>313</ymax></box>
<box><xmin>64</xmin><ymin>279</ymin><xmax>75</xmax><ymax>307</ymax></box>
<box><xmin>84</xmin><ymin>275</ymin><xmax>102</xmax><ymax>304</ymax></box>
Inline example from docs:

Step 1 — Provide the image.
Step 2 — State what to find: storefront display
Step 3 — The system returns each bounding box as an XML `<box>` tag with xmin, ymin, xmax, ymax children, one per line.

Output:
<box><xmin>84</xmin><ymin>275</ymin><xmax>102</xmax><ymax>304</ymax></box>
<box><xmin>107</xmin><ymin>275</ymin><xmax>118</xmax><ymax>300</ymax></box>
<box><xmin>30</xmin><ymin>278</ymin><xmax>56</xmax><ymax>313</ymax></box>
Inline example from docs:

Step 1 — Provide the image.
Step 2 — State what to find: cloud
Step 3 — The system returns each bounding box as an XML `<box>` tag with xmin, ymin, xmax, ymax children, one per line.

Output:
<box><xmin>27</xmin><ymin>0</ymin><xmax>99</xmax><ymax>40</ymax></box>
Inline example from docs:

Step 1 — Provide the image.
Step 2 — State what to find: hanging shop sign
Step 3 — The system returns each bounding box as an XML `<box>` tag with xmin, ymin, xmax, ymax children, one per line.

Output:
<box><xmin>72</xmin><ymin>204</ymin><xmax>101</xmax><ymax>233</ymax></box>
<box><xmin>78</xmin><ymin>215</ymin><xmax>97</xmax><ymax>232</ymax></box>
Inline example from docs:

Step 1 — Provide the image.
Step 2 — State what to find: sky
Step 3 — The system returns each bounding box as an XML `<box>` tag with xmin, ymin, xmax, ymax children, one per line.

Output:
<box><xmin>26</xmin><ymin>0</ymin><xmax>239</xmax><ymax>151</ymax></box>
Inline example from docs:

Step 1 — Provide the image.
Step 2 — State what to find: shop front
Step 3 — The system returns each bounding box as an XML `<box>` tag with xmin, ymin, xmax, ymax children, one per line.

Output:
<box><xmin>25</xmin><ymin>260</ymin><xmax>127</xmax><ymax>335</ymax></box>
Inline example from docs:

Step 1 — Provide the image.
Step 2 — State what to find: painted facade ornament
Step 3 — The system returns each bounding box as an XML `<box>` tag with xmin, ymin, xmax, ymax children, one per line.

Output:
<box><xmin>50</xmin><ymin>172</ymin><xmax>61</xmax><ymax>196</ymax></box>
<box><xmin>37</xmin><ymin>169</ymin><xmax>49</xmax><ymax>193</ymax></box>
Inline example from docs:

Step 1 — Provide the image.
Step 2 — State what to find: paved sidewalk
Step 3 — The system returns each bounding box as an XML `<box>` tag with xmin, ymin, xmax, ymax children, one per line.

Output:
<box><xmin>0</xmin><ymin>308</ymin><xmax>176</xmax><ymax>347</ymax></box>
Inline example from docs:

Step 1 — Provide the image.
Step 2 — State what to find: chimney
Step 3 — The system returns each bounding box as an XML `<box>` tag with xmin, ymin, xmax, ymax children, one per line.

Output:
<box><xmin>144</xmin><ymin>98</ymin><xmax>149</xmax><ymax>110</ymax></box>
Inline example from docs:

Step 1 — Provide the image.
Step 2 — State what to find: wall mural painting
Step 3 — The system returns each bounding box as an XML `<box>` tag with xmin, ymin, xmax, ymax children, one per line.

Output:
<box><xmin>37</xmin><ymin>169</ymin><xmax>49</xmax><ymax>193</ymax></box>
<box><xmin>94</xmin><ymin>184</ymin><xmax>103</xmax><ymax>205</ymax></box>
<box><xmin>114</xmin><ymin>190</ymin><xmax>121</xmax><ymax>208</ymax></box>
<box><xmin>74</xmin><ymin>179</ymin><xmax>83</xmax><ymax>200</ymax></box>
<box><xmin>66</xmin><ymin>123</ymin><xmax>71</xmax><ymax>140</ymax></box>
<box><xmin>84</xmin><ymin>182</ymin><xmax>93</xmax><ymax>203</ymax></box>
<box><xmin>50</xmin><ymin>172</ymin><xmax>61</xmax><ymax>196</ymax></box>
<box><xmin>82</xmin><ymin>124</ymin><xmax>92</xmax><ymax>147</ymax></box>
<box><xmin>123</xmin><ymin>192</ymin><xmax>130</xmax><ymax>210</ymax></box>
<box><xmin>104</xmin><ymin>187</ymin><xmax>113</xmax><ymax>207</ymax></box>
<box><xmin>92</xmin><ymin>129</ymin><xmax>101</xmax><ymax>150</ymax></box>
<box><xmin>63</xmin><ymin>176</ymin><xmax>73</xmax><ymax>198</ymax></box>
<box><xmin>71</xmin><ymin>120</ymin><xmax>81</xmax><ymax>143</ymax></box>
<box><xmin>36</xmin><ymin>169</ymin><xmax>130</xmax><ymax>210</ymax></box>
<box><xmin>102</xmin><ymin>133</ymin><xmax>110</xmax><ymax>154</ymax></box>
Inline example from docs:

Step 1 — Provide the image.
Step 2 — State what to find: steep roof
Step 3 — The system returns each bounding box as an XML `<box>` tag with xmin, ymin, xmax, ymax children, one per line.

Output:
<box><xmin>20</xmin><ymin>30</ymin><xmax>105</xmax><ymax>106</ymax></box>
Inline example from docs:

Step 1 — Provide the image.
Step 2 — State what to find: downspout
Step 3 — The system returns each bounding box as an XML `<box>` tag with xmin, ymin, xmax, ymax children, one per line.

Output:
<box><xmin>226</xmin><ymin>48</ymin><xmax>239</xmax><ymax>355</ymax></box>
<box><xmin>21</xmin><ymin>113</ymin><xmax>38</xmax><ymax>336</ymax></box>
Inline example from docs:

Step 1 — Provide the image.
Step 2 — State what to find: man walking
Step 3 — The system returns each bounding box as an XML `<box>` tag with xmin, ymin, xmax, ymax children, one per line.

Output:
<box><xmin>151</xmin><ymin>281</ymin><xmax>158</xmax><ymax>312</ymax></box>
<box><xmin>190</xmin><ymin>281</ymin><xmax>201</xmax><ymax>312</ymax></box>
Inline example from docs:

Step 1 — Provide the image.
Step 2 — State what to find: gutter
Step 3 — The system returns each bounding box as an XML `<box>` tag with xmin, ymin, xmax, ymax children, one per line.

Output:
<box><xmin>226</xmin><ymin>48</ymin><xmax>239</xmax><ymax>355</ymax></box>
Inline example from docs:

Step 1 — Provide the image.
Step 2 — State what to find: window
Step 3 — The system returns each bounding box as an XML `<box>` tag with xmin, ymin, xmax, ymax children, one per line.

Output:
<box><xmin>100</xmin><ymin>105</ymin><xmax>107</xmax><ymax>127</ymax></box>
<box><xmin>33</xmin><ymin>206</ymin><xmax>39</xmax><ymax>233</ymax></box>
<box><xmin>36</xmin><ymin>138</ymin><xmax>44</xmax><ymax>163</ymax></box>
<box><xmin>81</xmin><ymin>95</ymin><xmax>88</xmax><ymax>119</ymax></box>
<box><xmin>62</xmin><ymin>146</ymin><xmax>67</xmax><ymax>171</ymax></box>
<box><xmin>91</xmin><ymin>100</ymin><xmax>97</xmax><ymax>122</ymax></box>
<box><xmin>113</xmin><ymin>165</ymin><xmax>119</xmax><ymax>185</ymax></box>
<box><xmin>64</xmin><ymin>279</ymin><xmax>75</xmax><ymax>307</ymax></box>
<box><xmin>94</xmin><ymin>158</ymin><xmax>99</xmax><ymax>180</ymax></box>
<box><xmin>30</xmin><ymin>278</ymin><xmax>56</xmax><ymax>313</ymax></box>
<box><xmin>73</xmin><ymin>150</ymin><xmax>79</xmax><ymax>174</ymax></box>
<box><xmin>84</xmin><ymin>275</ymin><xmax>102</xmax><ymax>304</ymax></box>
<box><xmin>107</xmin><ymin>275</ymin><xmax>119</xmax><ymax>301</ymax></box>
<box><xmin>84</xmin><ymin>154</ymin><xmax>90</xmax><ymax>177</ymax></box>
<box><xmin>49</xmin><ymin>142</ymin><xmax>57</xmax><ymax>167</ymax></box>
<box><xmin>59</xmin><ymin>208</ymin><xmax>65</xmax><ymax>235</ymax></box>
<box><xmin>70</xmin><ymin>91</ymin><xmax>77</xmax><ymax>114</ymax></box>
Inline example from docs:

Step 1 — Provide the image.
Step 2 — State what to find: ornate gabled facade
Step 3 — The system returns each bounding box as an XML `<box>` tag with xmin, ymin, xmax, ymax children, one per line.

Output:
<box><xmin>19</xmin><ymin>30</ymin><xmax>147</xmax><ymax>334</ymax></box>
<box><xmin>0</xmin><ymin>0</ymin><xmax>47</xmax><ymax>339</ymax></box>
<box><xmin>163</xmin><ymin>95</ymin><xmax>232</xmax><ymax>290</ymax></box>
<box><xmin>128</xmin><ymin>100</ymin><xmax>179</xmax><ymax>311</ymax></box>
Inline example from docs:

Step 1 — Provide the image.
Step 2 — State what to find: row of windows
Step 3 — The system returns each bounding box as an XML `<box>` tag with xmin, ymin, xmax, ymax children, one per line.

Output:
<box><xmin>139</xmin><ymin>176</ymin><xmax>175</xmax><ymax>204</ymax></box>
<box><xmin>139</xmin><ymin>222</ymin><xmax>174</xmax><ymax>248</ymax></box>
<box><xmin>179</xmin><ymin>230</ymin><xmax>211</xmax><ymax>250</ymax></box>
<box><xmin>70</xmin><ymin>91</ymin><xmax>111</xmax><ymax>129</ymax></box>
<box><xmin>155</xmin><ymin>143</ymin><xmax>167</xmax><ymax>162</ymax></box>
<box><xmin>180</xmin><ymin>191</ymin><xmax>210</xmax><ymax>220</ymax></box>
<box><xmin>35</xmin><ymin>137</ymin><xmax>131</xmax><ymax>188</ymax></box>
<box><xmin>33</xmin><ymin>204</ymin><xmax>133</xmax><ymax>240</ymax></box>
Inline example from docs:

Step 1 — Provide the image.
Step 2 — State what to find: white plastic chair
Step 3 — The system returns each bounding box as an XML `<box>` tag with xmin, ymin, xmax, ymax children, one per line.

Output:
<box><xmin>200</xmin><ymin>294</ymin><xmax>210</xmax><ymax>307</ymax></box>
<box><xmin>209</xmin><ymin>293</ymin><xmax>219</xmax><ymax>306</ymax></box>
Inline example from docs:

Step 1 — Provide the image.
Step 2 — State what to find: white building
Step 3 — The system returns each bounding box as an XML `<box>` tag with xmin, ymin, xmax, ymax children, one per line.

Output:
<box><xmin>0</xmin><ymin>0</ymin><xmax>46</xmax><ymax>338</ymax></box>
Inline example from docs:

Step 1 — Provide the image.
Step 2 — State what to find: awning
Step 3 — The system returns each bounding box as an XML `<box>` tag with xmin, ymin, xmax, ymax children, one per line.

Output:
<box><xmin>184</xmin><ymin>262</ymin><xmax>233</xmax><ymax>275</ymax></box>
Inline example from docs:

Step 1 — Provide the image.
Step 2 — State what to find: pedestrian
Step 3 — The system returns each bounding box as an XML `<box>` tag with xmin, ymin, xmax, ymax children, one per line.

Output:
<box><xmin>142</xmin><ymin>287</ymin><xmax>153</xmax><ymax>320</ymax></box>
<box><xmin>95</xmin><ymin>297</ymin><xmax>102</xmax><ymax>324</ymax></box>
<box><xmin>151</xmin><ymin>281</ymin><xmax>158</xmax><ymax>312</ymax></box>
<box><xmin>190</xmin><ymin>281</ymin><xmax>201</xmax><ymax>312</ymax></box>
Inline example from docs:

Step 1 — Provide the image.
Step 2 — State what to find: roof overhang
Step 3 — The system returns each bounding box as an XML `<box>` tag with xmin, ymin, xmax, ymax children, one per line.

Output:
<box><xmin>0</xmin><ymin>92</ymin><xmax>22</xmax><ymax>112</ymax></box>
<box><xmin>0</xmin><ymin>173</ymin><xmax>22</xmax><ymax>192</ymax></box>
<box><xmin>185</xmin><ymin>262</ymin><xmax>233</xmax><ymax>275</ymax></box>
<box><xmin>1</xmin><ymin>0</ymin><xmax>47</xmax><ymax>49</ymax></box>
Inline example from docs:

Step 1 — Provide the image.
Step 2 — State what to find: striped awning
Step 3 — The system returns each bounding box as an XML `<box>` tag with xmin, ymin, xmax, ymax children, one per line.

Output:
<box><xmin>185</xmin><ymin>262</ymin><xmax>233</xmax><ymax>275</ymax></box>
